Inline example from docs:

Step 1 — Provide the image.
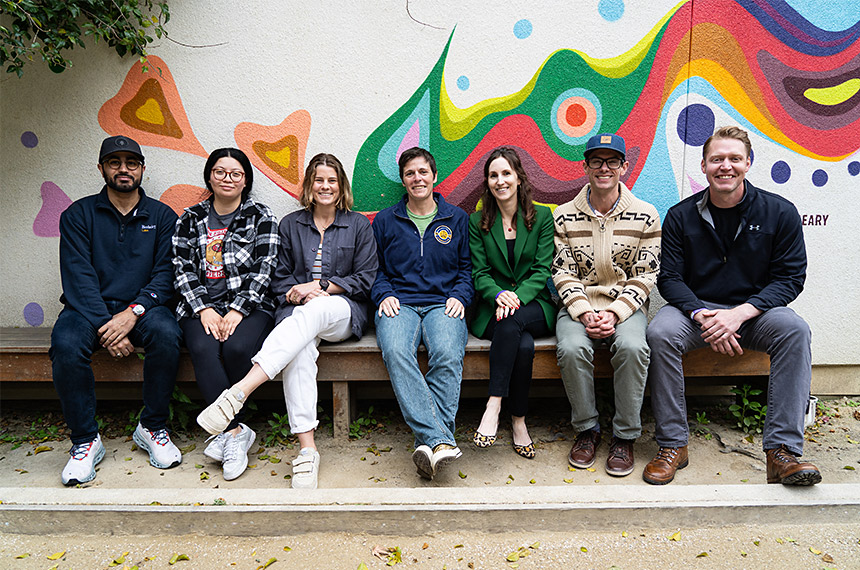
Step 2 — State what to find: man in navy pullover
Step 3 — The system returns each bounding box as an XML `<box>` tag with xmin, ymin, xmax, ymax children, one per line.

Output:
<box><xmin>372</xmin><ymin>147</ymin><xmax>473</xmax><ymax>480</ymax></box>
<box><xmin>50</xmin><ymin>135</ymin><xmax>183</xmax><ymax>486</ymax></box>
<box><xmin>643</xmin><ymin>126</ymin><xmax>820</xmax><ymax>486</ymax></box>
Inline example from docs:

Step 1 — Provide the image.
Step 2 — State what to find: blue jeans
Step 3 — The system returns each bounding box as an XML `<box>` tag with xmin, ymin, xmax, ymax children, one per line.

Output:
<box><xmin>375</xmin><ymin>304</ymin><xmax>467</xmax><ymax>449</ymax></box>
<box><xmin>647</xmin><ymin>304</ymin><xmax>811</xmax><ymax>455</ymax></box>
<box><xmin>50</xmin><ymin>305</ymin><xmax>181</xmax><ymax>444</ymax></box>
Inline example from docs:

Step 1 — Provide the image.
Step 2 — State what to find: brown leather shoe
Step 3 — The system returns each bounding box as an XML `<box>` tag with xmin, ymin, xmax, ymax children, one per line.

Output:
<box><xmin>568</xmin><ymin>429</ymin><xmax>601</xmax><ymax>469</ymax></box>
<box><xmin>605</xmin><ymin>437</ymin><xmax>635</xmax><ymax>477</ymax></box>
<box><xmin>642</xmin><ymin>445</ymin><xmax>688</xmax><ymax>485</ymax></box>
<box><xmin>766</xmin><ymin>445</ymin><xmax>821</xmax><ymax>485</ymax></box>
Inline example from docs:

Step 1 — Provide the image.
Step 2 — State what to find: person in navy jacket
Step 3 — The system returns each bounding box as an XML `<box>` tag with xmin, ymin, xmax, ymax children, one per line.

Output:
<box><xmin>371</xmin><ymin>147</ymin><xmax>474</xmax><ymax>480</ymax></box>
<box><xmin>643</xmin><ymin>126</ymin><xmax>820</xmax><ymax>487</ymax></box>
<box><xmin>50</xmin><ymin>135</ymin><xmax>182</xmax><ymax>486</ymax></box>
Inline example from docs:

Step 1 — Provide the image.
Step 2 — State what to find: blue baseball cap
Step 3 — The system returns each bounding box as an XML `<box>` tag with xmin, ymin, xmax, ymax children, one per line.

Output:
<box><xmin>584</xmin><ymin>133</ymin><xmax>626</xmax><ymax>159</ymax></box>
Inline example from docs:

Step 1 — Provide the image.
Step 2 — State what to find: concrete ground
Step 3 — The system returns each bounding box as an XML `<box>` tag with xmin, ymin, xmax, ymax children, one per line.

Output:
<box><xmin>1</xmin><ymin>396</ymin><xmax>859</xmax><ymax>568</ymax></box>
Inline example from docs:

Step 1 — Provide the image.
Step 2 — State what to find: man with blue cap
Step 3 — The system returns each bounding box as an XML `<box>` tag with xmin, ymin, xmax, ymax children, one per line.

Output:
<box><xmin>50</xmin><ymin>135</ymin><xmax>183</xmax><ymax>486</ymax></box>
<box><xmin>552</xmin><ymin>133</ymin><xmax>661</xmax><ymax>477</ymax></box>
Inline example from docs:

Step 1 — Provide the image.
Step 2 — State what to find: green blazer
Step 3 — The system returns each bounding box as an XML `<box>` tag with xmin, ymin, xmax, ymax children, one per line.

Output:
<box><xmin>468</xmin><ymin>204</ymin><xmax>556</xmax><ymax>337</ymax></box>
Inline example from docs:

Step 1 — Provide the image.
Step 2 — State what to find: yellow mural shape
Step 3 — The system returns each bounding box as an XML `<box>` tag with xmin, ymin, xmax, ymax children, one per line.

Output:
<box><xmin>265</xmin><ymin>146</ymin><xmax>292</xmax><ymax>170</ymax></box>
<box><xmin>804</xmin><ymin>78</ymin><xmax>860</xmax><ymax>106</ymax></box>
<box><xmin>136</xmin><ymin>98</ymin><xmax>165</xmax><ymax>125</ymax></box>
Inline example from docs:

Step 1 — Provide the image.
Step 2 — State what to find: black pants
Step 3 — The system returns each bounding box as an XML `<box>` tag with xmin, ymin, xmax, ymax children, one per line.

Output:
<box><xmin>180</xmin><ymin>310</ymin><xmax>274</xmax><ymax>431</ymax></box>
<box><xmin>481</xmin><ymin>300</ymin><xmax>550</xmax><ymax>417</ymax></box>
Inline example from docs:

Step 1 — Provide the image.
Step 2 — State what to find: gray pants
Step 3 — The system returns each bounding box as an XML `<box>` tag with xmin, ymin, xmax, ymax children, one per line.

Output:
<box><xmin>646</xmin><ymin>304</ymin><xmax>811</xmax><ymax>455</ymax></box>
<box><xmin>556</xmin><ymin>309</ymin><xmax>649</xmax><ymax>440</ymax></box>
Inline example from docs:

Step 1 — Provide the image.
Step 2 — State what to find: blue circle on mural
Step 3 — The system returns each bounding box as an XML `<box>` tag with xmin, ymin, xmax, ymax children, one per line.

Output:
<box><xmin>676</xmin><ymin>104</ymin><xmax>715</xmax><ymax>147</ymax></box>
<box><xmin>849</xmin><ymin>161</ymin><xmax>860</xmax><ymax>176</ymax></box>
<box><xmin>771</xmin><ymin>161</ymin><xmax>791</xmax><ymax>184</ymax></box>
<box><xmin>513</xmin><ymin>19</ymin><xmax>533</xmax><ymax>39</ymax></box>
<box><xmin>812</xmin><ymin>169</ymin><xmax>828</xmax><ymax>187</ymax></box>
<box><xmin>23</xmin><ymin>302</ymin><xmax>44</xmax><ymax>327</ymax></box>
<box><xmin>457</xmin><ymin>75</ymin><xmax>470</xmax><ymax>91</ymax></box>
<box><xmin>598</xmin><ymin>0</ymin><xmax>625</xmax><ymax>21</ymax></box>
<box><xmin>21</xmin><ymin>131</ymin><xmax>38</xmax><ymax>148</ymax></box>
<box><xmin>551</xmin><ymin>88</ymin><xmax>602</xmax><ymax>146</ymax></box>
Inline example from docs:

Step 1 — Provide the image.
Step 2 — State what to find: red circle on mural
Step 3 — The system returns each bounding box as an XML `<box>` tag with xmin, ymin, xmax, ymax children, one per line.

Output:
<box><xmin>566</xmin><ymin>104</ymin><xmax>587</xmax><ymax>127</ymax></box>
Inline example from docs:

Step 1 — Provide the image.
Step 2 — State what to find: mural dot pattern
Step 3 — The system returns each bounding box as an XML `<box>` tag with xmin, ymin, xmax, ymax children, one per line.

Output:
<box><xmin>598</xmin><ymin>0</ymin><xmax>625</xmax><ymax>22</ymax></box>
<box><xmin>513</xmin><ymin>19</ymin><xmax>532</xmax><ymax>39</ymax></box>
<box><xmin>21</xmin><ymin>131</ymin><xmax>38</xmax><ymax>148</ymax></box>
<box><xmin>457</xmin><ymin>75</ymin><xmax>470</xmax><ymax>91</ymax></box>
<box><xmin>849</xmin><ymin>161</ymin><xmax>860</xmax><ymax>176</ymax></box>
<box><xmin>676</xmin><ymin>104</ymin><xmax>715</xmax><ymax>147</ymax></box>
<box><xmin>771</xmin><ymin>160</ymin><xmax>791</xmax><ymax>184</ymax></box>
<box><xmin>812</xmin><ymin>169</ymin><xmax>828</xmax><ymax>187</ymax></box>
<box><xmin>23</xmin><ymin>303</ymin><xmax>44</xmax><ymax>327</ymax></box>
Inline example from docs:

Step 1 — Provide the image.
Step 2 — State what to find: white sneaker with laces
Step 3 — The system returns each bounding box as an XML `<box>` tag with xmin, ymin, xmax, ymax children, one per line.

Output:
<box><xmin>291</xmin><ymin>448</ymin><xmax>320</xmax><ymax>489</ymax></box>
<box><xmin>430</xmin><ymin>443</ymin><xmax>462</xmax><ymax>477</ymax></box>
<box><xmin>412</xmin><ymin>444</ymin><xmax>433</xmax><ymax>480</ymax></box>
<box><xmin>61</xmin><ymin>435</ymin><xmax>105</xmax><ymax>486</ymax></box>
<box><xmin>222</xmin><ymin>424</ymin><xmax>255</xmax><ymax>481</ymax></box>
<box><xmin>133</xmin><ymin>423</ymin><xmax>182</xmax><ymax>469</ymax></box>
<box><xmin>203</xmin><ymin>432</ymin><xmax>229</xmax><ymax>462</ymax></box>
<box><xmin>197</xmin><ymin>387</ymin><xmax>246</xmax><ymax>435</ymax></box>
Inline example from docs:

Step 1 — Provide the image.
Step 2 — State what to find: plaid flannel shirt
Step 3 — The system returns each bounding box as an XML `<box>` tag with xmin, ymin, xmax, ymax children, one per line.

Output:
<box><xmin>173</xmin><ymin>198</ymin><xmax>279</xmax><ymax>319</ymax></box>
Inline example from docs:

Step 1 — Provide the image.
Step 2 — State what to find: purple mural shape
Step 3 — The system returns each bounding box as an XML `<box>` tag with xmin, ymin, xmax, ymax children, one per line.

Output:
<box><xmin>23</xmin><ymin>302</ymin><xmax>44</xmax><ymax>327</ymax></box>
<box><xmin>34</xmin><ymin>181</ymin><xmax>73</xmax><ymax>237</ymax></box>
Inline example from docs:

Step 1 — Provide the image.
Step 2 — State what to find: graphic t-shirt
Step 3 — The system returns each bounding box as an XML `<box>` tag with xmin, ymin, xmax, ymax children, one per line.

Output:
<box><xmin>205</xmin><ymin>206</ymin><xmax>239</xmax><ymax>305</ymax></box>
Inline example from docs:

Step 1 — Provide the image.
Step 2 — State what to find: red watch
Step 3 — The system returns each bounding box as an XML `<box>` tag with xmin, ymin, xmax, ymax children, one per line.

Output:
<box><xmin>130</xmin><ymin>304</ymin><xmax>145</xmax><ymax>317</ymax></box>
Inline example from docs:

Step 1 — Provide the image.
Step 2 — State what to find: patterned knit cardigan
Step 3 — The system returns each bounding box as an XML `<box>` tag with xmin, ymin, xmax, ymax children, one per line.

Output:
<box><xmin>551</xmin><ymin>183</ymin><xmax>661</xmax><ymax>323</ymax></box>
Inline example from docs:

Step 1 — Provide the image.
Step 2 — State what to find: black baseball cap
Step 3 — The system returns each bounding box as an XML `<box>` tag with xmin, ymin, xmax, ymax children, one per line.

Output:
<box><xmin>99</xmin><ymin>135</ymin><xmax>145</xmax><ymax>163</ymax></box>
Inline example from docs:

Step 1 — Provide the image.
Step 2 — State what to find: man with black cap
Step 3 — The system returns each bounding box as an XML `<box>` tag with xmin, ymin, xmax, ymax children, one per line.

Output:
<box><xmin>50</xmin><ymin>135</ymin><xmax>183</xmax><ymax>486</ymax></box>
<box><xmin>551</xmin><ymin>133</ymin><xmax>661</xmax><ymax>477</ymax></box>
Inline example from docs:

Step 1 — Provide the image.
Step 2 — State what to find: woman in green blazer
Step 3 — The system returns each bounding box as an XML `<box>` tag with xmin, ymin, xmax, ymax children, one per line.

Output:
<box><xmin>468</xmin><ymin>147</ymin><xmax>555</xmax><ymax>458</ymax></box>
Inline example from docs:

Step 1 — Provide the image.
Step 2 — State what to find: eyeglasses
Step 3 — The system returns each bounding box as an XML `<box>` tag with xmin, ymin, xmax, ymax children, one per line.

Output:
<box><xmin>586</xmin><ymin>157</ymin><xmax>624</xmax><ymax>170</ymax></box>
<box><xmin>104</xmin><ymin>158</ymin><xmax>142</xmax><ymax>171</ymax></box>
<box><xmin>212</xmin><ymin>169</ymin><xmax>245</xmax><ymax>182</ymax></box>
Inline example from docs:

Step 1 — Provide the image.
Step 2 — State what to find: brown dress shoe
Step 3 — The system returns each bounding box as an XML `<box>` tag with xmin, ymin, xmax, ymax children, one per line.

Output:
<box><xmin>568</xmin><ymin>429</ymin><xmax>601</xmax><ymax>469</ymax></box>
<box><xmin>642</xmin><ymin>445</ymin><xmax>688</xmax><ymax>485</ymax></box>
<box><xmin>766</xmin><ymin>445</ymin><xmax>821</xmax><ymax>485</ymax></box>
<box><xmin>606</xmin><ymin>437</ymin><xmax>635</xmax><ymax>477</ymax></box>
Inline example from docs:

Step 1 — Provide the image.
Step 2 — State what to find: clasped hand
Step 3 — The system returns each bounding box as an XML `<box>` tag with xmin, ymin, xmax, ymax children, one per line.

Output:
<box><xmin>579</xmin><ymin>310</ymin><xmax>618</xmax><ymax>339</ymax></box>
<box><xmin>199</xmin><ymin>308</ymin><xmax>244</xmax><ymax>341</ymax></box>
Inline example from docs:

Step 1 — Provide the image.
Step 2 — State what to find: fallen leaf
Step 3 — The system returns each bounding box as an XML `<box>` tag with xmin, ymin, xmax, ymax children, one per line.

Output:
<box><xmin>843</xmin><ymin>465</ymin><xmax>856</xmax><ymax>470</ymax></box>
<box><xmin>169</xmin><ymin>553</ymin><xmax>190</xmax><ymax>564</ymax></box>
<box><xmin>696</xmin><ymin>552</ymin><xmax>708</xmax><ymax>558</ymax></box>
<box><xmin>753</xmin><ymin>540</ymin><xmax>760</xmax><ymax>546</ymax></box>
<box><xmin>594</xmin><ymin>479</ymin><xmax>600</xmax><ymax>483</ymax></box>
<box><xmin>622</xmin><ymin>531</ymin><xmax>628</xmax><ymax>538</ymax></box>
<box><xmin>360</xmin><ymin>457</ymin><xmax>366</xmax><ymax>461</ymax></box>
<box><xmin>741</xmin><ymin>551</ymin><xmax>747</xmax><ymax>557</ymax></box>
<box><xmin>506</xmin><ymin>552</ymin><xmax>520</xmax><ymax>562</ymax></box>
<box><xmin>357</xmin><ymin>564</ymin><xmax>369</xmax><ymax>570</ymax></box>
<box><xmin>580</xmin><ymin>546</ymin><xmax>588</xmax><ymax>552</ymax></box>
<box><xmin>744</xmin><ymin>434</ymin><xmax>754</xmax><ymax>444</ymax></box>
<box><xmin>14</xmin><ymin>468</ymin><xmax>28</xmax><ymax>474</ymax></box>
<box><xmin>14</xmin><ymin>553</ymin><xmax>30</xmax><ymax>559</ymax></box>
<box><xmin>454</xmin><ymin>544</ymin><xmax>464</xmax><ymax>548</ymax></box>
<box><xmin>776</xmin><ymin>538</ymin><xmax>785</xmax><ymax>544</ymax></box>
<box><xmin>47</xmin><ymin>551</ymin><xmax>66</xmax><ymax>560</ymax></box>
<box><xmin>809</xmin><ymin>547</ymin><xmax>822</xmax><ymax>555</ymax></box>
<box><xmin>507</xmin><ymin>474</ymin><xmax>515</xmax><ymax>481</ymax></box>
<box><xmin>268</xmin><ymin>456</ymin><xmax>281</xmax><ymax>464</ymax></box>
<box><xmin>283</xmin><ymin>546</ymin><xmax>292</xmax><ymax>552</ymax></box>
<box><xmin>786</xmin><ymin>537</ymin><xmax>797</xmax><ymax>543</ymax></box>
<box><xmin>109</xmin><ymin>551</ymin><xmax>130</xmax><ymax>566</ymax></box>
<box><xmin>846</xmin><ymin>436</ymin><xmax>859</xmax><ymax>444</ymax></box>
<box><xmin>256</xmin><ymin>557</ymin><xmax>277</xmax><ymax>569</ymax></box>
<box><xmin>34</xmin><ymin>445</ymin><xmax>53</xmax><ymax>454</ymax></box>
<box><xmin>194</xmin><ymin>464</ymin><xmax>204</xmax><ymax>469</ymax></box>
<box><xmin>823</xmin><ymin>554</ymin><xmax>834</xmax><ymax>563</ymax></box>
<box><xmin>740</xmin><ymin>478</ymin><xmax>749</xmax><ymax>482</ymax></box>
<box><xmin>459</xmin><ymin>470</ymin><xmax>467</xmax><ymax>479</ymax></box>
<box><xmin>422</xmin><ymin>543</ymin><xmax>428</xmax><ymax>550</ymax></box>
<box><xmin>568</xmin><ymin>466</ymin><xmax>576</xmax><ymax>471</ymax></box>
<box><xmin>248</xmin><ymin>464</ymin><xmax>257</xmax><ymax>469</ymax></box>
<box><xmin>669</xmin><ymin>531</ymin><xmax>681</xmax><ymax>542</ymax></box>
<box><xmin>529</xmin><ymin>479</ymin><xmax>536</xmax><ymax>484</ymax></box>
<box><xmin>149</xmin><ymin>501</ymin><xmax>162</xmax><ymax>506</ymax></box>
<box><xmin>529</xmin><ymin>542</ymin><xmax>539</xmax><ymax>549</ymax></box>
<box><xmin>387</xmin><ymin>546</ymin><xmax>402</xmax><ymax>566</ymax></box>
<box><xmin>563</xmin><ymin>478</ymin><xmax>574</xmax><ymax>484</ymax></box>
<box><xmin>200</xmin><ymin>471</ymin><xmax>210</xmax><ymax>480</ymax></box>
<box><xmin>179</xmin><ymin>443</ymin><xmax>196</xmax><ymax>454</ymax></box>
<box><xmin>586</xmin><ymin>468</ymin><xmax>595</xmax><ymax>472</ymax></box>
<box><xmin>48</xmin><ymin>565</ymin><xmax>59</xmax><ymax>570</ymax></box>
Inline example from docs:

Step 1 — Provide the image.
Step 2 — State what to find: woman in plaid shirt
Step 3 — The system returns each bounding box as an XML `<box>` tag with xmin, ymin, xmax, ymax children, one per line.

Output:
<box><xmin>172</xmin><ymin>147</ymin><xmax>279</xmax><ymax>482</ymax></box>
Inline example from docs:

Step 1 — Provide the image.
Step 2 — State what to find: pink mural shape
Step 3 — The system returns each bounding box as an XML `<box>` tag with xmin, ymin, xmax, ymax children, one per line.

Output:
<box><xmin>98</xmin><ymin>56</ymin><xmax>207</xmax><ymax>158</ymax></box>
<box><xmin>397</xmin><ymin>119</ymin><xmax>420</xmax><ymax>161</ymax></box>
<box><xmin>234</xmin><ymin>110</ymin><xmax>311</xmax><ymax>199</ymax></box>
<box><xmin>34</xmin><ymin>181</ymin><xmax>72</xmax><ymax>237</ymax></box>
<box><xmin>687</xmin><ymin>175</ymin><xmax>707</xmax><ymax>194</ymax></box>
<box><xmin>160</xmin><ymin>184</ymin><xmax>211</xmax><ymax>216</ymax></box>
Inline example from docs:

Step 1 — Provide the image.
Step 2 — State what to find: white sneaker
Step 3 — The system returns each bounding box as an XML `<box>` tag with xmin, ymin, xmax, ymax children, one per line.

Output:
<box><xmin>203</xmin><ymin>432</ymin><xmax>229</xmax><ymax>462</ymax></box>
<box><xmin>61</xmin><ymin>435</ymin><xmax>105</xmax><ymax>486</ymax></box>
<box><xmin>291</xmin><ymin>448</ymin><xmax>320</xmax><ymax>489</ymax></box>
<box><xmin>222</xmin><ymin>424</ymin><xmax>255</xmax><ymax>481</ymax></box>
<box><xmin>430</xmin><ymin>443</ymin><xmax>461</xmax><ymax>476</ymax></box>
<box><xmin>197</xmin><ymin>387</ymin><xmax>246</xmax><ymax>435</ymax></box>
<box><xmin>412</xmin><ymin>445</ymin><xmax>433</xmax><ymax>480</ymax></box>
<box><xmin>133</xmin><ymin>423</ymin><xmax>182</xmax><ymax>469</ymax></box>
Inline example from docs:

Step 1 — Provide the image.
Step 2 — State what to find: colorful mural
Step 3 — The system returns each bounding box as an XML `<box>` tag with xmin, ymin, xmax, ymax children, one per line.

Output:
<box><xmin>352</xmin><ymin>0</ymin><xmax>860</xmax><ymax>218</ymax></box>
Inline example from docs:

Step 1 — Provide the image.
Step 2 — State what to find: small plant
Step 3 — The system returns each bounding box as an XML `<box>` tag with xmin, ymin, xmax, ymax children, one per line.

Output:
<box><xmin>168</xmin><ymin>386</ymin><xmax>197</xmax><ymax>433</ymax></box>
<box><xmin>729</xmin><ymin>385</ymin><xmax>767</xmax><ymax>434</ymax></box>
<box><xmin>692</xmin><ymin>411</ymin><xmax>712</xmax><ymax>440</ymax></box>
<box><xmin>349</xmin><ymin>406</ymin><xmax>382</xmax><ymax>439</ymax></box>
<box><xmin>263</xmin><ymin>412</ymin><xmax>293</xmax><ymax>447</ymax></box>
<box><xmin>695</xmin><ymin>411</ymin><xmax>710</xmax><ymax>425</ymax></box>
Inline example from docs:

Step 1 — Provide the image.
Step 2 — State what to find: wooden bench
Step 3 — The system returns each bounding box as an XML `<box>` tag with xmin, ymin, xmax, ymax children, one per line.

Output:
<box><xmin>0</xmin><ymin>327</ymin><xmax>770</xmax><ymax>439</ymax></box>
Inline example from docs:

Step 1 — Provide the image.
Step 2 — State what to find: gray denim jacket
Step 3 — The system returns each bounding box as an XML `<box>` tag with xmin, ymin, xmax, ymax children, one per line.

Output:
<box><xmin>271</xmin><ymin>208</ymin><xmax>378</xmax><ymax>338</ymax></box>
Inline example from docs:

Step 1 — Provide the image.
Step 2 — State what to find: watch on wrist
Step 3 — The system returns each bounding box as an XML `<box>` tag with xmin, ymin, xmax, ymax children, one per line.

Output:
<box><xmin>130</xmin><ymin>304</ymin><xmax>145</xmax><ymax>317</ymax></box>
<box><xmin>319</xmin><ymin>278</ymin><xmax>329</xmax><ymax>292</ymax></box>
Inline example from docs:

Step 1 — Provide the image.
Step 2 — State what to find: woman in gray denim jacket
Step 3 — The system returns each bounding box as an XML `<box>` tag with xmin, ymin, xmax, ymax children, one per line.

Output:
<box><xmin>196</xmin><ymin>153</ymin><xmax>377</xmax><ymax>489</ymax></box>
